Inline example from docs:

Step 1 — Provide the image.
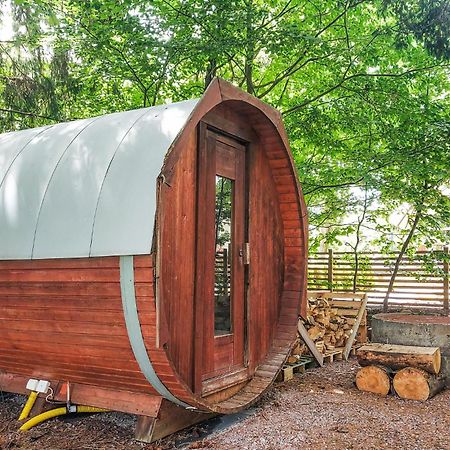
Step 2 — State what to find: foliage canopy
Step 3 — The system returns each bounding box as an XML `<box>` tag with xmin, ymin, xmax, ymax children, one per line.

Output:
<box><xmin>1</xmin><ymin>0</ymin><xmax>449</xmax><ymax>255</ymax></box>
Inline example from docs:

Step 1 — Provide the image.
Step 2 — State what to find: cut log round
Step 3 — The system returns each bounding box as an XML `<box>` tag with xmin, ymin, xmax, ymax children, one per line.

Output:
<box><xmin>357</xmin><ymin>343</ymin><xmax>441</xmax><ymax>375</ymax></box>
<box><xmin>355</xmin><ymin>365</ymin><xmax>391</xmax><ymax>396</ymax></box>
<box><xmin>393</xmin><ymin>367</ymin><xmax>445</xmax><ymax>401</ymax></box>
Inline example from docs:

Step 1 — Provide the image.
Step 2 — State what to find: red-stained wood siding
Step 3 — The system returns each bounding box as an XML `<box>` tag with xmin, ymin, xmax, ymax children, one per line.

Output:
<box><xmin>199</xmin><ymin>103</ymin><xmax>301</xmax><ymax>372</ymax></box>
<box><xmin>228</xmin><ymin>99</ymin><xmax>308</xmax><ymax>319</ymax></box>
<box><xmin>154</xmin><ymin>100</ymin><xmax>306</xmax><ymax>401</ymax></box>
<box><xmin>0</xmin><ymin>257</ymin><xmax>157</xmax><ymax>395</ymax></box>
<box><xmin>248</xmin><ymin>139</ymin><xmax>284</xmax><ymax>368</ymax></box>
<box><xmin>158</xmin><ymin>130</ymin><xmax>197</xmax><ymax>389</ymax></box>
<box><xmin>134</xmin><ymin>255</ymin><xmax>196</xmax><ymax>406</ymax></box>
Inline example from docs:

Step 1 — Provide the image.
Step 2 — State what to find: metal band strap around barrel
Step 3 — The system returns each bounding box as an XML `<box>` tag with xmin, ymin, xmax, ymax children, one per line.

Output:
<box><xmin>119</xmin><ymin>255</ymin><xmax>195</xmax><ymax>409</ymax></box>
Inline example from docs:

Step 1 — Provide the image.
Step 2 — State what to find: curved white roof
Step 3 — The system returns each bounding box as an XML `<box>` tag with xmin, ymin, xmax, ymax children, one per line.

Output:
<box><xmin>0</xmin><ymin>99</ymin><xmax>198</xmax><ymax>259</ymax></box>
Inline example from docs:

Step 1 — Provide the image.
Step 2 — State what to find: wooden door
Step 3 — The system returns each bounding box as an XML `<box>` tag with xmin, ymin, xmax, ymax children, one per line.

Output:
<box><xmin>195</xmin><ymin>123</ymin><xmax>248</xmax><ymax>395</ymax></box>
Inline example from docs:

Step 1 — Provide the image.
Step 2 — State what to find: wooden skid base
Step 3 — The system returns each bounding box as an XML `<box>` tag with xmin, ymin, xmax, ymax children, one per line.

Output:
<box><xmin>278</xmin><ymin>356</ymin><xmax>315</xmax><ymax>382</ymax></box>
<box><xmin>323</xmin><ymin>346</ymin><xmax>357</xmax><ymax>364</ymax></box>
<box><xmin>135</xmin><ymin>400</ymin><xmax>216</xmax><ymax>443</ymax></box>
<box><xmin>0</xmin><ymin>372</ymin><xmax>162</xmax><ymax>417</ymax></box>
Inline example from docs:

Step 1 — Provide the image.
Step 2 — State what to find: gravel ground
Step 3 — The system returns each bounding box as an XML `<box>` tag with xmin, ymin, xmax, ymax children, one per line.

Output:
<box><xmin>1</xmin><ymin>360</ymin><xmax>449</xmax><ymax>450</ymax></box>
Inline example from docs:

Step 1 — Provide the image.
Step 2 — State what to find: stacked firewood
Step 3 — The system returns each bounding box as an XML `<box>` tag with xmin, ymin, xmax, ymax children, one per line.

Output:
<box><xmin>287</xmin><ymin>296</ymin><xmax>365</xmax><ymax>364</ymax></box>
<box><xmin>286</xmin><ymin>341</ymin><xmax>308</xmax><ymax>364</ymax></box>
<box><xmin>303</xmin><ymin>296</ymin><xmax>353</xmax><ymax>353</ymax></box>
<box><xmin>356</xmin><ymin>343</ymin><xmax>446</xmax><ymax>401</ymax></box>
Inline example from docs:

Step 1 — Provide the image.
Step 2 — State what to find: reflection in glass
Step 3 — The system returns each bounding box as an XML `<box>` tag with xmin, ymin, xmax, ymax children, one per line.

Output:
<box><xmin>214</xmin><ymin>176</ymin><xmax>233</xmax><ymax>335</ymax></box>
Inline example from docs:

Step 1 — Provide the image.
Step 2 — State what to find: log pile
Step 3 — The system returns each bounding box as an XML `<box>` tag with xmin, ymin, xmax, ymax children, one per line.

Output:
<box><xmin>287</xmin><ymin>292</ymin><xmax>367</xmax><ymax>369</ymax></box>
<box><xmin>287</xmin><ymin>292</ymin><xmax>367</xmax><ymax>365</ymax></box>
<box><xmin>300</xmin><ymin>294</ymin><xmax>367</xmax><ymax>355</ymax></box>
<box><xmin>305</xmin><ymin>297</ymin><xmax>353</xmax><ymax>352</ymax></box>
<box><xmin>287</xmin><ymin>341</ymin><xmax>308</xmax><ymax>364</ymax></box>
<box><xmin>355</xmin><ymin>343</ymin><xmax>446</xmax><ymax>401</ymax></box>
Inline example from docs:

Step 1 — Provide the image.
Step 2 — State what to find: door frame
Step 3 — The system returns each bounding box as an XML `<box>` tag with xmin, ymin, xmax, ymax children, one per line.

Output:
<box><xmin>193</xmin><ymin>120</ymin><xmax>251</xmax><ymax>395</ymax></box>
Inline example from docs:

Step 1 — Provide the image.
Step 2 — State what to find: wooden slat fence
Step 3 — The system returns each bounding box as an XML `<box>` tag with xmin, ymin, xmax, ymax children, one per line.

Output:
<box><xmin>308</xmin><ymin>249</ymin><xmax>449</xmax><ymax>314</ymax></box>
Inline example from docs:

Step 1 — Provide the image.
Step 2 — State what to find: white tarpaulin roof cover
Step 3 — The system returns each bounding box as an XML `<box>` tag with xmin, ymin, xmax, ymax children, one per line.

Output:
<box><xmin>0</xmin><ymin>99</ymin><xmax>198</xmax><ymax>259</ymax></box>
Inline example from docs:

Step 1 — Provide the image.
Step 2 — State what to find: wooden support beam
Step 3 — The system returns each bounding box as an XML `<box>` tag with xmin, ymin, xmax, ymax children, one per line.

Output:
<box><xmin>444</xmin><ymin>246</ymin><xmax>449</xmax><ymax>316</ymax></box>
<box><xmin>135</xmin><ymin>400</ymin><xmax>215</xmax><ymax>443</ymax></box>
<box><xmin>297</xmin><ymin>320</ymin><xmax>324</xmax><ymax>367</ymax></box>
<box><xmin>327</xmin><ymin>249</ymin><xmax>334</xmax><ymax>291</ymax></box>
<box><xmin>308</xmin><ymin>291</ymin><xmax>367</xmax><ymax>300</ymax></box>
<box><xmin>343</xmin><ymin>293</ymin><xmax>368</xmax><ymax>360</ymax></box>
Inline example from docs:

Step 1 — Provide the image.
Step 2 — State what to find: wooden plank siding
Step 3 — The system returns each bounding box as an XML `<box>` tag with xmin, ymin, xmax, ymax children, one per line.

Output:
<box><xmin>158</xmin><ymin>130</ymin><xmax>197</xmax><ymax>388</ymax></box>
<box><xmin>247</xmin><ymin>136</ymin><xmax>284</xmax><ymax>368</ymax></box>
<box><xmin>134</xmin><ymin>255</ymin><xmax>199</xmax><ymax>407</ymax></box>
<box><xmin>0</xmin><ymin>257</ymin><xmax>158</xmax><ymax>396</ymax></box>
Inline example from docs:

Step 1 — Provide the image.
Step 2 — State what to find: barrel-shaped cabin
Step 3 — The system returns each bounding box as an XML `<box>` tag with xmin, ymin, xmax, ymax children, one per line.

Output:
<box><xmin>0</xmin><ymin>78</ymin><xmax>307</xmax><ymax>439</ymax></box>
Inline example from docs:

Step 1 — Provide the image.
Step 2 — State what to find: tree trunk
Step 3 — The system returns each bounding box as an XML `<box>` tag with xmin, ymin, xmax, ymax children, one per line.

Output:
<box><xmin>383</xmin><ymin>209</ymin><xmax>422</xmax><ymax>312</ymax></box>
<box><xmin>244</xmin><ymin>0</ymin><xmax>255</xmax><ymax>95</ymax></box>
<box><xmin>204</xmin><ymin>59</ymin><xmax>217</xmax><ymax>90</ymax></box>
<box><xmin>351</xmin><ymin>187</ymin><xmax>368</xmax><ymax>292</ymax></box>
<box><xmin>357</xmin><ymin>343</ymin><xmax>441</xmax><ymax>374</ymax></box>
<box><xmin>393</xmin><ymin>367</ymin><xmax>445</xmax><ymax>401</ymax></box>
<box><xmin>355</xmin><ymin>365</ymin><xmax>391</xmax><ymax>396</ymax></box>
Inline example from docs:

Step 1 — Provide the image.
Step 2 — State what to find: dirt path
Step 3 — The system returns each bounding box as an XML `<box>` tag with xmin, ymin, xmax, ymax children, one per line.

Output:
<box><xmin>1</xmin><ymin>360</ymin><xmax>448</xmax><ymax>449</ymax></box>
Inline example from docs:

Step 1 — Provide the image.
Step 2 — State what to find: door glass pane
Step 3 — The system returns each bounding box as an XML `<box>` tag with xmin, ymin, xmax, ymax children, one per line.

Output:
<box><xmin>214</xmin><ymin>176</ymin><xmax>233</xmax><ymax>335</ymax></box>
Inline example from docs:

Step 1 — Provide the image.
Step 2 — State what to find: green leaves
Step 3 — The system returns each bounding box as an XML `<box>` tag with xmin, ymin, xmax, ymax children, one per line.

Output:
<box><xmin>1</xmin><ymin>0</ymin><xmax>449</xmax><ymax>253</ymax></box>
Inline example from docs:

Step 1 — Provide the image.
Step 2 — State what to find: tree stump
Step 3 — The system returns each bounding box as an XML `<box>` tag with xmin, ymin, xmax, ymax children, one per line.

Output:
<box><xmin>393</xmin><ymin>367</ymin><xmax>445</xmax><ymax>401</ymax></box>
<box><xmin>355</xmin><ymin>365</ymin><xmax>391</xmax><ymax>396</ymax></box>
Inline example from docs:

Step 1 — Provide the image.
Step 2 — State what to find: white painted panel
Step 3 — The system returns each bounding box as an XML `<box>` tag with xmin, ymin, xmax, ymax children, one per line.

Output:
<box><xmin>0</xmin><ymin>126</ymin><xmax>51</xmax><ymax>184</ymax></box>
<box><xmin>0</xmin><ymin>119</ymin><xmax>94</xmax><ymax>259</ymax></box>
<box><xmin>0</xmin><ymin>98</ymin><xmax>200</xmax><ymax>260</ymax></box>
<box><xmin>91</xmin><ymin>99</ymin><xmax>198</xmax><ymax>256</ymax></box>
<box><xmin>32</xmin><ymin>108</ymin><xmax>149</xmax><ymax>259</ymax></box>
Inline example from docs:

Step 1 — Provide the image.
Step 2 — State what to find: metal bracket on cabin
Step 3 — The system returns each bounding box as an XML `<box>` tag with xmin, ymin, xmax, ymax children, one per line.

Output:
<box><xmin>242</xmin><ymin>243</ymin><xmax>250</xmax><ymax>265</ymax></box>
<box><xmin>120</xmin><ymin>255</ymin><xmax>195</xmax><ymax>410</ymax></box>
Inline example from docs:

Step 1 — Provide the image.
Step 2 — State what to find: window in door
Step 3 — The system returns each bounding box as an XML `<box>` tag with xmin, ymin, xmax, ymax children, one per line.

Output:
<box><xmin>214</xmin><ymin>175</ymin><xmax>233</xmax><ymax>335</ymax></box>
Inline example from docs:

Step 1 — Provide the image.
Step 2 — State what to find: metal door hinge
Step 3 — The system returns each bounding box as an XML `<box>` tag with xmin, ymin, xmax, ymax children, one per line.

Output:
<box><xmin>243</xmin><ymin>242</ymin><xmax>250</xmax><ymax>265</ymax></box>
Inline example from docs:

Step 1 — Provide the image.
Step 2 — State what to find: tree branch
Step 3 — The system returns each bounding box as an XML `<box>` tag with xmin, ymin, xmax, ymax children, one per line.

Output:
<box><xmin>303</xmin><ymin>162</ymin><xmax>391</xmax><ymax>195</ymax></box>
<box><xmin>256</xmin><ymin>0</ymin><xmax>367</xmax><ymax>97</ymax></box>
<box><xmin>0</xmin><ymin>107</ymin><xmax>58</xmax><ymax>121</ymax></box>
<box><xmin>283</xmin><ymin>64</ymin><xmax>449</xmax><ymax>115</ymax></box>
<box><xmin>382</xmin><ymin>208</ymin><xmax>422</xmax><ymax>312</ymax></box>
<box><xmin>256</xmin><ymin>0</ymin><xmax>297</xmax><ymax>31</ymax></box>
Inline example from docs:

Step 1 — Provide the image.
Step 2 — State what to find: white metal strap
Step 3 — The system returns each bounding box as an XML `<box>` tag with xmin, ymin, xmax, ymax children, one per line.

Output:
<box><xmin>119</xmin><ymin>255</ymin><xmax>194</xmax><ymax>409</ymax></box>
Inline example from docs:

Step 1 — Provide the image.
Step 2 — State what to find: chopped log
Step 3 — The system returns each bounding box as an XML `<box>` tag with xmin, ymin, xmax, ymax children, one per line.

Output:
<box><xmin>393</xmin><ymin>367</ymin><xmax>445</xmax><ymax>401</ymax></box>
<box><xmin>357</xmin><ymin>343</ymin><xmax>441</xmax><ymax>374</ymax></box>
<box><xmin>355</xmin><ymin>365</ymin><xmax>391</xmax><ymax>396</ymax></box>
<box><xmin>307</xmin><ymin>325</ymin><xmax>323</xmax><ymax>340</ymax></box>
<box><xmin>291</xmin><ymin>343</ymin><xmax>306</xmax><ymax>356</ymax></box>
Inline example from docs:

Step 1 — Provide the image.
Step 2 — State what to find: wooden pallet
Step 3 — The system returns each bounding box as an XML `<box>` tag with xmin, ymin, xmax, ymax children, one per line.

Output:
<box><xmin>323</xmin><ymin>345</ymin><xmax>359</xmax><ymax>363</ymax></box>
<box><xmin>278</xmin><ymin>356</ymin><xmax>315</xmax><ymax>382</ymax></box>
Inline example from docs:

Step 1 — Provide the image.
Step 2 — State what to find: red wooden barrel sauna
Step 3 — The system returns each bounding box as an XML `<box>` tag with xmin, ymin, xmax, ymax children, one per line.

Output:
<box><xmin>0</xmin><ymin>78</ymin><xmax>307</xmax><ymax>441</ymax></box>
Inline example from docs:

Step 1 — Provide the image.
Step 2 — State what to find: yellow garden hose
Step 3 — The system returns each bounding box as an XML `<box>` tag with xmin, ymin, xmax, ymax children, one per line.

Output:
<box><xmin>19</xmin><ymin>405</ymin><xmax>108</xmax><ymax>431</ymax></box>
<box><xmin>18</xmin><ymin>391</ymin><xmax>38</xmax><ymax>421</ymax></box>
